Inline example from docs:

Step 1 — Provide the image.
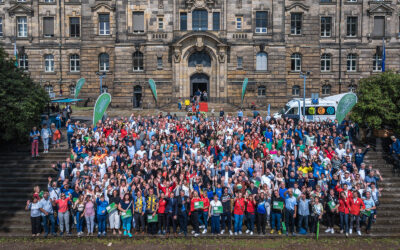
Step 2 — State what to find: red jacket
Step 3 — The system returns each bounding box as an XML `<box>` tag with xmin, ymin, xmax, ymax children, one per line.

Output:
<box><xmin>245</xmin><ymin>199</ymin><xmax>256</xmax><ymax>214</ymax></box>
<box><xmin>158</xmin><ymin>182</ymin><xmax>177</xmax><ymax>196</ymax></box>
<box><xmin>338</xmin><ymin>197</ymin><xmax>351</xmax><ymax>214</ymax></box>
<box><xmin>335</xmin><ymin>186</ymin><xmax>353</xmax><ymax>200</ymax></box>
<box><xmin>233</xmin><ymin>198</ymin><xmax>246</xmax><ymax>215</ymax></box>
<box><xmin>201</xmin><ymin>196</ymin><xmax>210</xmax><ymax>212</ymax></box>
<box><xmin>158</xmin><ymin>198</ymin><xmax>167</xmax><ymax>214</ymax></box>
<box><xmin>349</xmin><ymin>198</ymin><xmax>365</xmax><ymax>216</ymax></box>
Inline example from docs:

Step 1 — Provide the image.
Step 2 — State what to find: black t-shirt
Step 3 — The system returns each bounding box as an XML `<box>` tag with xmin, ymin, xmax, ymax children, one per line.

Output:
<box><xmin>271</xmin><ymin>196</ymin><xmax>285</xmax><ymax>214</ymax></box>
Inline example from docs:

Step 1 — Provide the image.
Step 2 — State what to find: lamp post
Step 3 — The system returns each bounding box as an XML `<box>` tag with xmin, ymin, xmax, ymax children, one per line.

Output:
<box><xmin>299</xmin><ymin>71</ymin><xmax>311</xmax><ymax>119</ymax></box>
<box><xmin>96</xmin><ymin>72</ymin><xmax>106</xmax><ymax>94</ymax></box>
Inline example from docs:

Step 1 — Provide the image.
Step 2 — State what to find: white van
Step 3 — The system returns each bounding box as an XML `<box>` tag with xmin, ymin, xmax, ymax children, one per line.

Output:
<box><xmin>274</xmin><ymin>93</ymin><xmax>356</xmax><ymax>122</ymax></box>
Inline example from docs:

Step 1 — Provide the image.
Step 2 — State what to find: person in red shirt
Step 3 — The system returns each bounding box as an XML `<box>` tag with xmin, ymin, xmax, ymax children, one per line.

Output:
<box><xmin>199</xmin><ymin>194</ymin><xmax>210</xmax><ymax>234</ymax></box>
<box><xmin>245</xmin><ymin>194</ymin><xmax>256</xmax><ymax>235</ymax></box>
<box><xmin>233</xmin><ymin>192</ymin><xmax>245</xmax><ymax>235</ymax></box>
<box><xmin>158</xmin><ymin>180</ymin><xmax>177</xmax><ymax>197</ymax></box>
<box><xmin>349</xmin><ymin>191</ymin><xmax>365</xmax><ymax>236</ymax></box>
<box><xmin>335</xmin><ymin>183</ymin><xmax>353</xmax><ymax>200</ymax></box>
<box><xmin>190</xmin><ymin>191</ymin><xmax>202</xmax><ymax>236</ymax></box>
<box><xmin>53</xmin><ymin>193</ymin><xmax>72</xmax><ymax>236</ymax></box>
<box><xmin>338</xmin><ymin>191</ymin><xmax>351</xmax><ymax>236</ymax></box>
<box><xmin>157</xmin><ymin>192</ymin><xmax>167</xmax><ymax>235</ymax></box>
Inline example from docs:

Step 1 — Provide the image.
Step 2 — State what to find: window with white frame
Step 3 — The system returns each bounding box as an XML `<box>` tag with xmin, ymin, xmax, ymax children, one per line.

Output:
<box><xmin>44</xmin><ymin>54</ymin><xmax>54</xmax><ymax>72</ymax></box>
<box><xmin>44</xmin><ymin>85</ymin><xmax>54</xmax><ymax>96</ymax></box>
<box><xmin>346</xmin><ymin>16</ymin><xmax>357</xmax><ymax>37</ymax></box>
<box><xmin>292</xmin><ymin>85</ymin><xmax>300</xmax><ymax>96</ymax></box>
<box><xmin>99</xmin><ymin>53</ymin><xmax>109</xmax><ymax>72</ymax></box>
<box><xmin>70</xmin><ymin>54</ymin><xmax>80</xmax><ymax>72</ymax></box>
<box><xmin>291</xmin><ymin>53</ymin><xmax>301</xmax><ymax>72</ymax></box>
<box><xmin>322</xmin><ymin>84</ymin><xmax>331</xmax><ymax>95</ymax></box>
<box><xmin>256</xmin><ymin>52</ymin><xmax>268</xmax><ymax>71</ymax></box>
<box><xmin>372</xmin><ymin>54</ymin><xmax>382</xmax><ymax>72</ymax></box>
<box><xmin>17</xmin><ymin>16</ymin><xmax>28</xmax><ymax>37</ymax></box>
<box><xmin>157</xmin><ymin>16</ymin><xmax>164</xmax><ymax>30</ymax></box>
<box><xmin>236</xmin><ymin>17</ymin><xmax>243</xmax><ymax>30</ymax></box>
<box><xmin>347</xmin><ymin>54</ymin><xmax>357</xmax><ymax>72</ymax></box>
<box><xmin>99</xmin><ymin>14</ymin><xmax>110</xmax><ymax>35</ymax></box>
<box><xmin>255</xmin><ymin>11</ymin><xmax>268</xmax><ymax>33</ymax></box>
<box><xmin>19</xmin><ymin>54</ymin><xmax>28</xmax><ymax>70</ymax></box>
<box><xmin>290</xmin><ymin>13</ymin><xmax>302</xmax><ymax>35</ymax></box>
<box><xmin>320</xmin><ymin>17</ymin><xmax>332</xmax><ymax>37</ymax></box>
<box><xmin>258</xmin><ymin>86</ymin><xmax>266</xmax><ymax>96</ymax></box>
<box><xmin>320</xmin><ymin>54</ymin><xmax>331</xmax><ymax>72</ymax></box>
<box><xmin>133</xmin><ymin>51</ymin><xmax>144</xmax><ymax>71</ymax></box>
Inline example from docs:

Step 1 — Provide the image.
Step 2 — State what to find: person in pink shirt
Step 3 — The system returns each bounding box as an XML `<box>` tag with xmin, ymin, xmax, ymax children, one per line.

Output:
<box><xmin>83</xmin><ymin>196</ymin><xmax>95</xmax><ymax>235</ymax></box>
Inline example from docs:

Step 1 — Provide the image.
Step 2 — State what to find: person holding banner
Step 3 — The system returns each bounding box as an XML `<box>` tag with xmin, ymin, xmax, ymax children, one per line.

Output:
<box><xmin>133</xmin><ymin>190</ymin><xmax>146</xmax><ymax>235</ymax></box>
<box><xmin>270</xmin><ymin>190</ymin><xmax>284</xmax><ymax>235</ymax></box>
<box><xmin>208</xmin><ymin>194</ymin><xmax>223</xmax><ymax>235</ymax></box>
<box><xmin>108</xmin><ymin>189</ymin><xmax>121</xmax><ymax>235</ymax></box>
<box><xmin>119</xmin><ymin>193</ymin><xmax>133</xmax><ymax>237</ymax></box>
<box><xmin>361</xmin><ymin>191</ymin><xmax>376</xmax><ymax>234</ymax></box>
<box><xmin>146</xmin><ymin>188</ymin><xmax>159</xmax><ymax>235</ymax></box>
<box><xmin>324</xmin><ymin>188</ymin><xmax>339</xmax><ymax>234</ymax></box>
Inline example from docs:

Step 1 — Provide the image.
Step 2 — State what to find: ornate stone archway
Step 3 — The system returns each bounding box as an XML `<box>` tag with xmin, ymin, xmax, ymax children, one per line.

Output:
<box><xmin>172</xmin><ymin>32</ymin><xmax>228</xmax><ymax>103</ymax></box>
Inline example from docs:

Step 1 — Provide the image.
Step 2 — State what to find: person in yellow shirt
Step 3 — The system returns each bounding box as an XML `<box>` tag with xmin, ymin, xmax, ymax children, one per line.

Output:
<box><xmin>298</xmin><ymin>164</ymin><xmax>313</xmax><ymax>175</ymax></box>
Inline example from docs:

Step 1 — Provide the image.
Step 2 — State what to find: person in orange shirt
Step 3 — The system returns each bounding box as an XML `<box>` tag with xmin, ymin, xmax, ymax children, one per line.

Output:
<box><xmin>349</xmin><ymin>191</ymin><xmax>365</xmax><ymax>236</ymax></box>
<box><xmin>190</xmin><ymin>191</ymin><xmax>202</xmax><ymax>236</ymax></box>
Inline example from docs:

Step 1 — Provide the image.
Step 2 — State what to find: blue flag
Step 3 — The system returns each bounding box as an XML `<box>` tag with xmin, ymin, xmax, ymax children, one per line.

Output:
<box><xmin>381</xmin><ymin>38</ymin><xmax>386</xmax><ymax>72</ymax></box>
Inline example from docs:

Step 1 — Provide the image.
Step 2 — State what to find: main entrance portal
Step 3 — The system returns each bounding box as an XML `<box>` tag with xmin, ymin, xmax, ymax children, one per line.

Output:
<box><xmin>190</xmin><ymin>73</ymin><xmax>209</xmax><ymax>101</ymax></box>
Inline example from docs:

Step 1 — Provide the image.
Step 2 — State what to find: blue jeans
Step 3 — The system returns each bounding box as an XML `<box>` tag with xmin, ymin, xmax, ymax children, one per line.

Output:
<box><xmin>246</xmin><ymin>212</ymin><xmax>255</xmax><ymax>232</ymax></box>
<box><xmin>67</xmin><ymin>132</ymin><xmax>73</xmax><ymax>148</ymax></box>
<box><xmin>122</xmin><ymin>217</ymin><xmax>131</xmax><ymax>231</ymax></box>
<box><xmin>76</xmin><ymin>211</ymin><xmax>84</xmax><ymax>233</ymax></box>
<box><xmin>198</xmin><ymin>211</ymin><xmax>208</xmax><ymax>229</ymax></box>
<box><xmin>271</xmin><ymin>212</ymin><xmax>281</xmax><ymax>231</ymax></box>
<box><xmin>221</xmin><ymin>212</ymin><xmax>232</xmax><ymax>231</ymax></box>
<box><xmin>234</xmin><ymin>214</ymin><xmax>244</xmax><ymax>233</ymax></box>
<box><xmin>97</xmin><ymin>214</ymin><xmax>107</xmax><ymax>234</ymax></box>
<box><xmin>340</xmin><ymin>212</ymin><xmax>349</xmax><ymax>233</ymax></box>
<box><xmin>42</xmin><ymin>214</ymin><xmax>55</xmax><ymax>234</ymax></box>
<box><xmin>361</xmin><ymin>213</ymin><xmax>374</xmax><ymax>230</ymax></box>
<box><xmin>211</xmin><ymin>216</ymin><xmax>220</xmax><ymax>234</ymax></box>
<box><xmin>298</xmin><ymin>214</ymin><xmax>309</xmax><ymax>231</ymax></box>
<box><xmin>285</xmin><ymin>209</ymin><xmax>295</xmax><ymax>233</ymax></box>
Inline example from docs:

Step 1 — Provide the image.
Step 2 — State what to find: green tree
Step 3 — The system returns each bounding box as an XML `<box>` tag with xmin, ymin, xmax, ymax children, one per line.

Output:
<box><xmin>350</xmin><ymin>71</ymin><xmax>400</xmax><ymax>133</ymax></box>
<box><xmin>0</xmin><ymin>47</ymin><xmax>49</xmax><ymax>143</ymax></box>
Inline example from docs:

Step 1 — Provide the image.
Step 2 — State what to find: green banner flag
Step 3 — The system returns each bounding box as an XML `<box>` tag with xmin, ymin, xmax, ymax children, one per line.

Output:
<box><xmin>336</xmin><ymin>93</ymin><xmax>357</xmax><ymax>123</ymax></box>
<box><xmin>194</xmin><ymin>201</ymin><xmax>204</xmax><ymax>209</ymax></box>
<box><xmin>148</xmin><ymin>79</ymin><xmax>157</xmax><ymax>102</ymax></box>
<box><xmin>147</xmin><ymin>214</ymin><xmax>158</xmax><ymax>223</ymax></box>
<box><xmin>241</xmin><ymin>78</ymin><xmax>248</xmax><ymax>103</ymax></box>
<box><xmin>74</xmin><ymin>78</ymin><xmax>85</xmax><ymax>99</ymax></box>
<box><xmin>93</xmin><ymin>93</ymin><xmax>112</xmax><ymax>125</ymax></box>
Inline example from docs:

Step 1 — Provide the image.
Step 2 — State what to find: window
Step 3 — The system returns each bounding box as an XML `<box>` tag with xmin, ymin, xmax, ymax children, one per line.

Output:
<box><xmin>180</xmin><ymin>12</ymin><xmax>187</xmax><ymax>31</ymax></box>
<box><xmin>348</xmin><ymin>84</ymin><xmax>357</xmax><ymax>92</ymax></box>
<box><xmin>320</xmin><ymin>0</ymin><xmax>332</xmax><ymax>2</ymax></box>
<box><xmin>17</xmin><ymin>0</ymin><xmax>27</xmax><ymax>2</ymax></box>
<box><xmin>133</xmin><ymin>51</ymin><xmax>144</xmax><ymax>71</ymax></box>
<box><xmin>102</xmin><ymin>86</ymin><xmax>108</xmax><ymax>93</ymax></box>
<box><xmin>372</xmin><ymin>54</ymin><xmax>382</xmax><ymax>72</ymax></box>
<box><xmin>69</xmin><ymin>85</ymin><xmax>75</xmax><ymax>96</ymax></box>
<box><xmin>43</xmin><ymin>17</ymin><xmax>54</xmax><ymax>37</ymax></box>
<box><xmin>213</xmin><ymin>12</ymin><xmax>220</xmax><ymax>31</ymax></box>
<box><xmin>188</xmin><ymin>50</ymin><xmax>211</xmax><ymax>67</ymax></box>
<box><xmin>292</xmin><ymin>85</ymin><xmax>300</xmax><ymax>96</ymax></box>
<box><xmin>192</xmin><ymin>10</ymin><xmax>208</xmax><ymax>31</ymax></box>
<box><xmin>44</xmin><ymin>54</ymin><xmax>54</xmax><ymax>72</ymax></box>
<box><xmin>157</xmin><ymin>16</ymin><xmax>164</xmax><ymax>30</ymax></box>
<box><xmin>19</xmin><ymin>54</ymin><xmax>28</xmax><ymax>70</ymax></box>
<box><xmin>0</xmin><ymin>18</ymin><xmax>3</xmax><ymax>37</ymax></box>
<box><xmin>291</xmin><ymin>53</ymin><xmax>301</xmax><ymax>72</ymax></box>
<box><xmin>320</xmin><ymin>17</ymin><xmax>332</xmax><ymax>37</ymax></box>
<box><xmin>322</xmin><ymin>84</ymin><xmax>331</xmax><ymax>95</ymax></box>
<box><xmin>70</xmin><ymin>17</ymin><xmax>80</xmax><ymax>37</ymax></box>
<box><xmin>347</xmin><ymin>54</ymin><xmax>357</xmax><ymax>72</ymax></box>
<box><xmin>17</xmin><ymin>16</ymin><xmax>28</xmax><ymax>37</ymax></box>
<box><xmin>45</xmin><ymin>0</ymin><xmax>55</xmax><ymax>2</ymax></box>
<box><xmin>291</xmin><ymin>13</ymin><xmax>302</xmax><ymax>35</ymax></box>
<box><xmin>99</xmin><ymin>53</ymin><xmax>109</xmax><ymax>72</ymax></box>
<box><xmin>258</xmin><ymin>86</ymin><xmax>266</xmax><ymax>96</ymax></box>
<box><xmin>70</xmin><ymin>54</ymin><xmax>80</xmax><ymax>72</ymax></box>
<box><xmin>157</xmin><ymin>57</ymin><xmax>163</xmax><ymax>69</ymax></box>
<box><xmin>133</xmin><ymin>12</ymin><xmax>145</xmax><ymax>33</ymax></box>
<box><xmin>255</xmin><ymin>11</ymin><xmax>268</xmax><ymax>33</ymax></box>
<box><xmin>320</xmin><ymin>54</ymin><xmax>331</xmax><ymax>72</ymax></box>
<box><xmin>373</xmin><ymin>16</ymin><xmax>385</xmax><ymax>37</ymax></box>
<box><xmin>236</xmin><ymin>17</ymin><xmax>243</xmax><ymax>30</ymax></box>
<box><xmin>346</xmin><ymin>17</ymin><xmax>357</xmax><ymax>37</ymax></box>
<box><xmin>237</xmin><ymin>56</ymin><xmax>243</xmax><ymax>69</ymax></box>
<box><xmin>256</xmin><ymin>52</ymin><xmax>268</xmax><ymax>71</ymax></box>
<box><xmin>44</xmin><ymin>85</ymin><xmax>54</xmax><ymax>96</ymax></box>
<box><xmin>99</xmin><ymin>14</ymin><xmax>110</xmax><ymax>35</ymax></box>
<box><xmin>347</xmin><ymin>0</ymin><xmax>357</xmax><ymax>2</ymax></box>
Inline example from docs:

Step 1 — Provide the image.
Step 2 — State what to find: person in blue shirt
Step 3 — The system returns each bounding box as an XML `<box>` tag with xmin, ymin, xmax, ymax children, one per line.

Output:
<box><xmin>66</xmin><ymin>120</ymin><xmax>75</xmax><ymax>149</ymax></box>
<box><xmin>362</xmin><ymin>191</ymin><xmax>376</xmax><ymax>234</ymax></box>
<box><xmin>30</xmin><ymin>127</ymin><xmax>40</xmax><ymax>158</ymax></box>
<box><xmin>312</xmin><ymin>160</ymin><xmax>324</xmax><ymax>178</ymax></box>
<box><xmin>390</xmin><ymin>136</ymin><xmax>400</xmax><ymax>167</ymax></box>
<box><xmin>353</xmin><ymin>145</ymin><xmax>370</xmax><ymax>168</ymax></box>
<box><xmin>283</xmin><ymin>189</ymin><xmax>298</xmax><ymax>236</ymax></box>
<box><xmin>96</xmin><ymin>195</ymin><xmax>109</xmax><ymax>237</ymax></box>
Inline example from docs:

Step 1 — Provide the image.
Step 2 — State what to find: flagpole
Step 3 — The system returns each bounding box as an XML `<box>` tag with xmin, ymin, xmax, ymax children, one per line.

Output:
<box><xmin>381</xmin><ymin>37</ymin><xmax>385</xmax><ymax>72</ymax></box>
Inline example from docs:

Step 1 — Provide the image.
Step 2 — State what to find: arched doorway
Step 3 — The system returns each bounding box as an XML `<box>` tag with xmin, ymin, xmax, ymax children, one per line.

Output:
<box><xmin>133</xmin><ymin>85</ymin><xmax>142</xmax><ymax>108</ymax></box>
<box><xmin>190</xmin><ymin>73</ymin><xmax>209</xmax><ymax>101</ymax></box>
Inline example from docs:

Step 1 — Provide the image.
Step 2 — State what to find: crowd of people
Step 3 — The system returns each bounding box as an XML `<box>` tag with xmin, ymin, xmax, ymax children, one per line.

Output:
<box><xmin>26</xmin><ymin>110</ymin><xmax>388</xmax><ymax>238</ymax></box>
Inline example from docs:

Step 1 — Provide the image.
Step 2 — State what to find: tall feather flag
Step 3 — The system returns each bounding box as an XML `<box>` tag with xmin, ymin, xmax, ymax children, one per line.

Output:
<box><xmin>381</xmin><ymin>38</ymin><xmax>386</xmax><ymax>72</ymax></box>
<box><xmin>241</xmin><ymin>78</ymin><xmax>248</xmax><ymax>104</ymax></box>
<box><xmin>14</xmin><ymin>43</ymin><xmax>18</xmax><ymax>67</ymax></box>
<box><xmin>148</xmin><ymin>79</ymin><xmax>157</xmax><ymax>102</ymax></box>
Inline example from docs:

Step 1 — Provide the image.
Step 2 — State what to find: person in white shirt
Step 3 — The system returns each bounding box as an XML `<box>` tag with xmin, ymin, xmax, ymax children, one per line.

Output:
<box><xmin>335</xmin><ymin>144</ymin><xmax>346</xmax><ymax>160</ymax></box>
<box><xmin>209</xmin><ymin>195</ymin><xmax>223</xmax><ymax>235</ymax></box>
<box><xmin>136</xmin><ymin>145</ymin><xmax>147</xmax><ymax>159</ymax></box>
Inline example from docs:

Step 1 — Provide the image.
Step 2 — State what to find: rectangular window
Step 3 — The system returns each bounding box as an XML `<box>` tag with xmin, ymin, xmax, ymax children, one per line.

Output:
<box><xmin>372</xmin><ymin>16</ymin><xmax>385</xmax><ymax>37</ymax></box>
<box><xmin>17</xmin><ymin>16</ymin><xmax>28</xmax><ymax>37</ymax></box>
<box><xmin>213</xmin><ymin>12</ymin><xmax>220</xmax><ymax>31</ymax></box>
<box><xmin>236</xmin><ymin>17</ymin><xmax>243</xmax><ymax>30</ymax></box>
<box><xmin>157</xmin><ymin>57</ymin><xmax>163</xmax><ymax>69</ymax></box>
<box><xmin>291</xmin><ymin>13</ymin><xmax>302</xmax><ymax>35</ymax></box>
<box><xmin>133</xmin><ymin>12</ymin><xmax>145</xmax><ymax>33</ymax></box>
<box><xmin>320</xmin><ymin>17</ymin><xmax>332</xmax><ymax>37</ymax></box>
<box><xmin>99</xmin><ymin>14</ymin><xmax>110</xmax><ymax>35</ymax></box>
<box><xmin>255</xmin><ymin>11</ymin><xmax>268</xmax><ymax>33</ymax></box>
<box><xmin>43</xmin><ymin>17</ymin><xmax>54</xmax><ymax>37</ymax></box>
<box><xmin>69</xmin><ymin>17</ymin><xmax>80</xmax><ymax>37</ymax></box>
<box><xmin>346</xmin><ymin>17</ymin><xmax>357</xmax><ymax>37</ymax></box>
<box><xmin>237</xmin><ymin>56</ymin><xmax>243</xmax><ymax>69</ymax></box>
<box><xmin>180</xmin><ymin>12</ymin><xmax>187</xmax><ymax>31</ymax></box>
<box><xmin>157</xmin><ymin>16</ymin><xmax>164</xmax><ymax>30</ymax></box>
<box><xmin>0</xmin><ymin>18</ymin><xmax>3</xmax><ymax>37</ymax></box>
<box><xmin>193</xmin><ymin>10</ymin><xmax>208</xmax><ymax>31</ymax></box>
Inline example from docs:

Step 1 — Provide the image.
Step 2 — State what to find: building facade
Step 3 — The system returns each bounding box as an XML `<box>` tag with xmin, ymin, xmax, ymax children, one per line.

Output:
<box><xmin>0</xmin><ymin>0</ymin><xmax>399</xmax><ymax>108</ymax></box>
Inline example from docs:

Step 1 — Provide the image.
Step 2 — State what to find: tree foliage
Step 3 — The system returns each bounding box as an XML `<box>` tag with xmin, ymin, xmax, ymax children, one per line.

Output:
<box><xmin>350</xmin><ymin>71</ymin><xmax>400</xmax><ymax>133</ymax></box>
<box><xmin>0</xmin><ymin>47</ymin><xmax>49</xmax><ymax>144</ymax></box>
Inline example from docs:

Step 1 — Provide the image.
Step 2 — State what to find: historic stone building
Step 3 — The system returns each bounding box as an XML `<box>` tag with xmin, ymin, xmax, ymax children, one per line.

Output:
<box><xmin>0</xmin><ymin>0</ymin><xmax>399</xmax><ymax>108</ymax></box>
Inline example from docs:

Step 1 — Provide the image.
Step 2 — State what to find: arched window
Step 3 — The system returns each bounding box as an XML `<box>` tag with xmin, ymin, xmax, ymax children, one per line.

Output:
<box><xmin>292</xmin><ymin>85</ymin><xmax>300</xmax><ymax>96</ymax></box>
<box><xmin>373</xmin><ymin>54</ymin><xmax>382</xmax><ymax>72</ymax></box>
<box><xmin>19</xmin><ymin>54</ymin><xmax>28</xmax><ymax>70</ymax></box>
<box><xmin>320</xmin><ymin>54</ymin><xmax>331</xmax><ymax>72</ymax></box>
<box><xmin>44</xmin><ymin>54</ymin><xmax>54</xmax><ymax>72</ymax></box>
<box><xmin>192</xmin><ymin>9</ymin><xmax>208</xmax><ymax>31</ymax></box>
<box><xmin>99</xmin><ymin>53</ymin><xmax>109</xmax><ymax>72</ymax></box>
<box><xmin>257</xmin><ymin>86</ymin><xmax>266</xmax><ymax>96</ymax></box>
<box><xmin>322</xmin><ymin>84</ymin><xmax>331</xmax><ymax>95</ymax></box>
<box><xmin>256</xmin><ymin>52</ymin><xmax>268</xmax><ymax>71</ymax></box>
<box><xmin>133</xmin><ymin>51</ymin><xmax>144</xmax><ymax>71</ymax></box>
<box><xmin>69</xmin><ymin>54</ymin><xmax>80</xmax><ymax>72</ymax></box>
<box><xmin>291</xmin><ymin>53</ymin><xmax>301</xmax><ymax>72</ymax></box>
<box><xmin>188</xmin><ymin>50</ymin><xmax>211</xmax><ymax>67</ymax></box>
<box><xmin>347</xmin><ymin>54</ymin><xmax>357</xmax><ymax>72</ymax></box>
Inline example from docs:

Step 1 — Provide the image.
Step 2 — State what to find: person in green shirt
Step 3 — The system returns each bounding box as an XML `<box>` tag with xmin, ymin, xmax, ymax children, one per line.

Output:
<box><xmin>262</xmin><ymin>138</ymin><xmax>273</xmax><ymax>151</ymax></box>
